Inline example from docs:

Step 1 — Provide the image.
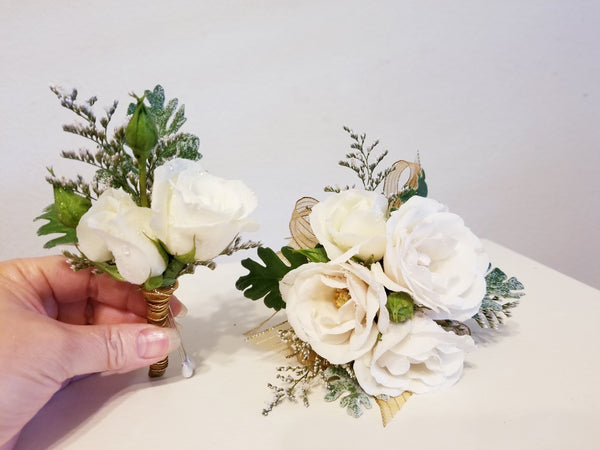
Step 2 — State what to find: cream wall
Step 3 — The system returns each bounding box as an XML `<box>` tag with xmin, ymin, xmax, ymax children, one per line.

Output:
<box><xmin>1</xmin><ymin>0</ymin><xmax>598</xmax><ymax>288</ymax></box>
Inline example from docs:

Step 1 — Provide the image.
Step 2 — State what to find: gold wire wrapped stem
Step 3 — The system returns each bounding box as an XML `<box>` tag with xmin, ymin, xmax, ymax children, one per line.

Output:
<box><xmin>142</xmin><ymin>281</ymin><xmax>178</xmax><ymax>377</ymax></box>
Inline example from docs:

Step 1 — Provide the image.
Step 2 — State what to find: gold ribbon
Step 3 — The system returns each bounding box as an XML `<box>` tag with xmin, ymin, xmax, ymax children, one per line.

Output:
<box><xmin>375</xmin><ymin>392</ymin><xmax>413</xmax><ymax>427</ymax></box>
<box><xmin>288</xmin><ymin>196</ymin><xmax>319</xmax><ymax>249</ymax></box>
<box><xmin>245</xmin><ymin>319</ymin><xmax>292</xmax><ymax>356</ymax></box>
<box><xmin>383</xmin><ymin>158</ymin><xmax>423</xmax><ymax>209</ymax></box>
<box><xmin>142</xmin><ymin>282</ymin><xmax>178</xmax><ymax>377</ymax></box>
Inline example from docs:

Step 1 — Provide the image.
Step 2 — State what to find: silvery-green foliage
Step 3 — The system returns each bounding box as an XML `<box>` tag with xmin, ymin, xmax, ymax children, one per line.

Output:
<box><xmin>475</xmin><ymin>267</ymin><xmax>525</xmax><ymax>329</ymax></box>
<box><xmin>324</xmin><ymin>365</ymin><xmax>372</xmax><ymax>418</ymax></box>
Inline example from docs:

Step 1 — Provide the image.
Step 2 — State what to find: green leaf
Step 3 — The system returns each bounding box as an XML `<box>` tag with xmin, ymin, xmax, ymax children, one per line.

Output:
<box><xmin>235</xmin><ymin>246</ymin><xmax>309</xmax><ymax>311</ymax></box>
<box><xmin>90</xmin><ymin>260</ymin><xmax>125</xmax><ymax>282</ymax></box>
<box><xmin>53</xmin><ymin>187</ymin><xmax>92</xmax><ymax>228</ymax></box>
<box><xmin>145</xmin><ymin>85</ymin><xmax>166</xmax><ymax>117</ymax></box>
<box><xmin>167</xmin><ymin>104</ymin><xmax>187</xmax><ymax>135</ymax></box>
<box><xmin>144</xmin><ymin>275</ymin><xmax>164</xmax><ymax>290</ymax></box>
<box><xmin>35</xmin><ymin>204</ymin><xmax>78</xmax><ymax>248</ymax></box>
<box><xmin>158</xmin><ymin>132</ymin><xmax>201</xmax><ymax>163</ymax></box>
<box><xmin>163</xmin><ymin>257</ymin><xmax>187</xmax><ymax>286</ymax></box>
<box><xmin>398</xmin><ymin>169</ymin><xmax>428</xmax><ymax>203</ymax></box>
<box><xmin>43</xmin><ymin>233</ymin><xmax>78</xmax><ymax>249</ymax></box>
<box><xmin>174</xmin><ymin>245</ymin><xmax>196</xmax><ymax>265</ymax></box>
<box><xmin>293</xmin><ymin>246</ymin><xmax>329</xmax><ymax>263</ymax></box>
<box><xmin>324</xmin><ymin>366</ymin><xmax>372</xmax><ymax>418</ymax></box>
<box><xmin>485</xmin><ymin>266</ymin><xmax>525</xmax><ymax>299</ymax></box>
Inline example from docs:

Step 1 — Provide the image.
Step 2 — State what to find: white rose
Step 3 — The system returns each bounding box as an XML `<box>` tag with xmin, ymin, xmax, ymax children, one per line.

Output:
<box><xmin>383</xmin><ymin>196</ymin><xmax>489</xmax><ymax>321</ymax></box>
<box><xmin>354</xmin><ymin>313</ymin><xmax>475</xmax><ymax>396</ymax></box>
<box><xmin>309</xmin><ymin>189</ymin><xmax>388</xmax><ymax>261</ymax></box>
<box><xmin>76</xmin><ymin>188</ymin><xmax>166</xmax><ymax>284</ymax></box>
<box><xmin>281</xmin><ymin>261</ymin><xmax>385</xmax><ymax>364</ymax></box>
<box><xmin>151</xmin><ymin>158</ymin><xmax>258</xmax><ymax>261</ymax></box>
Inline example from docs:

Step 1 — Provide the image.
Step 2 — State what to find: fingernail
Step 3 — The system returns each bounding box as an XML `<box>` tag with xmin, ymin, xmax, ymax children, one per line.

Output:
<box><xmin>137</xmin><ymin>327</ymin><xmax>181</xmax><ymax>359</ymax></box>
<box><xmin>176</xmin><ymin>303</ymin><xmax>188</xmax><ymax>318</ymax></box>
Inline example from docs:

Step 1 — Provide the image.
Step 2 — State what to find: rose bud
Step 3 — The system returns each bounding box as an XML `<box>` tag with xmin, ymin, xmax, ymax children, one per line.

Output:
<box><xmin>386</xmin><ymin>291</ymin><xmax>414</xmax><ymax>323</ymax></box>
<box><xmin>125</xmin><ymin>96</ymin><xmax>158</xmax><ymax>160</ymax></box>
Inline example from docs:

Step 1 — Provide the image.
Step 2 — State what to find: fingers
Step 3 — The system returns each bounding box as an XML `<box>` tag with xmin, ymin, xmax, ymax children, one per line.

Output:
<box><xmin>1</xmin><ymin>256</ymin><xmax>146</xmax><ymax>313</ymax></box>
<box><xmin>62</xmin><ymin>322</ymin><xmax>181</xmax><ymax>376</ymax></box>
<box><xmin>1</xmin><ymin>257</ymin><xmax>190</xmax><ymax>323</ymax></box>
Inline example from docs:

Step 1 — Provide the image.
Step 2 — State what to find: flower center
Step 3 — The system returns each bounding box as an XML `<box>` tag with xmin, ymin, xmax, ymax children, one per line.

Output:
<box><xmin>333</xmin><ymin>288</ymin><xmax>351</xmax><ymax>309</ymax></box>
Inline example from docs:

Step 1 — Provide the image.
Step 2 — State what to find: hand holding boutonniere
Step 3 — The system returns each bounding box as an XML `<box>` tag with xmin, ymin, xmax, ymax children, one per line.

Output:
<box><xmin>36</xmin><ymin>85</ymin><xmax>258</xmax><ymax>377</ymax></box>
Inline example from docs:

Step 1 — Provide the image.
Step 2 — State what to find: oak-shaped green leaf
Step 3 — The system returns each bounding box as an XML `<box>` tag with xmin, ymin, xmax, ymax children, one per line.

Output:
<box><xmin>35</xmin><ymin>204</ymin><xmax>78</xmax><ymax>248</ymax></box>
<box><xmin>235</xmin><ymin>246</ymin><xmax>309</xmax><ymax>311</ymax></box>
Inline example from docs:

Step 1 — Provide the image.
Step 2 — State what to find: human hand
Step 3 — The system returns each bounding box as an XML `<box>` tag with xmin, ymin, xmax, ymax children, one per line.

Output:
<box><xmin>0</xmin><ymin>256</ymin><xmax>182</xmax><ymax>449</ymax></box>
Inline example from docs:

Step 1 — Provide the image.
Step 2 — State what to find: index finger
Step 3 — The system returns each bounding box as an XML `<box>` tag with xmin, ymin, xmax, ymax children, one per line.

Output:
<box><xmin>0</xmin><ymin>256</ymin><xmax>182</xmax><ymax>320</ymax></box>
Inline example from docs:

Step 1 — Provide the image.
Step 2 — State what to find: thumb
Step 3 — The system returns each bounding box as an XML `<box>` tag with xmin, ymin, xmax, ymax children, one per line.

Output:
<box><xmin>61</xmin><ymin>323</ymin><xmax>181</xmax><ymax>376</ymax></box>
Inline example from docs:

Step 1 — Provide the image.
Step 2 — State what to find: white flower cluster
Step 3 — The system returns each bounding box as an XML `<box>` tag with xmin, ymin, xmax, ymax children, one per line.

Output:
<box><xmin>281</xmin><ymin>190</ymin><xmax>488</xmax><ymax>396</ymax></box>
<box><xmin>77</xmin><ymin>158</ymin><xmax>258</xmax><ymax>284</ymax></box>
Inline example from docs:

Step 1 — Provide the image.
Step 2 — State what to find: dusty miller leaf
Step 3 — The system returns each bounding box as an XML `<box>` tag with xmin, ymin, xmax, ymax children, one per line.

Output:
<box><xmin>475</xmin><ymin>266</ymin><xmax>525</xmax><ymax>328</ymax></box>
<box><xmin>324</xmin><ymin>366</ymin><xmax>372</xmax><ymax>418</ymax></box>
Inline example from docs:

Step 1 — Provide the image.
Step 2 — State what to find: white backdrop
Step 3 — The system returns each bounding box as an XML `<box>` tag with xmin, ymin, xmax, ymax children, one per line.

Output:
<box><xmin>1</xmin><ymin>0</ymin><xmax>598</xmax><ymax>288</ymax></box>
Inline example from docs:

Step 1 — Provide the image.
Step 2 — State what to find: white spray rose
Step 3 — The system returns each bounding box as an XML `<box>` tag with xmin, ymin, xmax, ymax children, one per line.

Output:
<box><xmin>353</xmin><ymin>313</ymin><xmax>475</xmax><ymax>396</ymax></box>
<box><xmin>281</xmin><ymin>261</ymin><xmax>385</xmax><ymax>365</ymax></box>
<box><xmin>151</xmin><ymin>158</ymin><xmax>258</xmax><ymax>261</ymax></box>
<box><xmin>383</xmin><ymin>196</ymin><xmax>489</xmax><ymax>321</ymax></box>
<box><xmin>76</xmin><ymin>188</ymin><xmax>166</xmax><ymax>285</ymax></box>
<box><xmin>309</xmin><ymin>189</ymin><xmax>388</xmax><ymax>261</ymax></box>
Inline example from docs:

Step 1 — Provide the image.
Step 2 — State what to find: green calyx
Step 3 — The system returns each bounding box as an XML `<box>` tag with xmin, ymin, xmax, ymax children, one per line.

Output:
<box><xmin>386</xmin><ymin>291</ymin><xmax>414</xmax><ymax>323</ymax></box>
<box><xmin>125</xmin><ymin>95</ymin><xmax>158</xmax><ymax>160</ymax></box>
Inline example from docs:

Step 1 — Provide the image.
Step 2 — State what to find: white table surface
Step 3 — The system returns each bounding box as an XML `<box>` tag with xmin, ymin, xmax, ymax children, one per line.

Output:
<box><xmin>16</xmin><ymin>240</ymin><xmax>600</xmax><ymax>449</ymax></box>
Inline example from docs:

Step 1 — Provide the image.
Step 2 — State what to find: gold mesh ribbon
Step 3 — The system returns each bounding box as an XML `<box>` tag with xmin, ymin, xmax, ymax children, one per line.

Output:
<box><xmin>376</xmin><ymin>392</ymin><xmax>412</xmax><ymax>427</ymax></box>
<box><xmin>383</xmin><ymin>158</ymin><xmax>423</xmax><ymax>209</ymax></box>
<box><xmin>142</xmin><ymin>282</ymin><xmax>178</xmax><ymax>377</ymax></box>
<box><xmin>288</xmin><ymin>196</ymin><xmax>319</xmax><ymax>249</ymax></box>
<box><xmin>245</xmin><ymin>320</ymin><xmax>292</xmax><ymax>355</ymax></box>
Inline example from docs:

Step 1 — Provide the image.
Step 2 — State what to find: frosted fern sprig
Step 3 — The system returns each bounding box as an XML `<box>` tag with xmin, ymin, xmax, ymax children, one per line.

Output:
<box><xmin>325</xmin><ymin>126</ymin><xmax>391</xmax><ymax>193</ymax></box>
<box><xmin>127</xmin><ymin>85</ymin><xmax>201</xmax><ymax>192</ymax></box>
